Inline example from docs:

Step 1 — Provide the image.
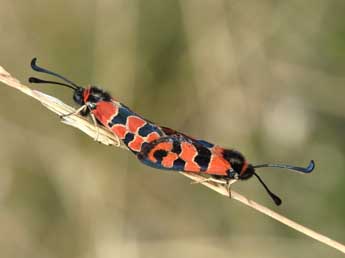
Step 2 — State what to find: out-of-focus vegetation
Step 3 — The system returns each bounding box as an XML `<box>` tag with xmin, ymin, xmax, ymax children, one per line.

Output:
<box><xmin>0</xmin><ymin>1</ymin><xmax>344</xmax><ymax>257</ymax></box>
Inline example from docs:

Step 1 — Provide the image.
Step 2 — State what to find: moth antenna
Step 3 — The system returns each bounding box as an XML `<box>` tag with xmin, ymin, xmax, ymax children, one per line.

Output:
<box><xmin>30</xmin><ymin>58</ymin><xmax>80</xmax><ymax>90</ymax></box>
<box><xmin>28</xmin><ymin>77</ymin><xmax>77</xmax><ymax>90</ymax></box>
<box><xmin>253</xmin><ymin>172</ymin><xmax>282</xmax><ymax>206</ymax></box>
<box><xmin>253</xmin><ymin>160</ymin><xmax>315</xmax><ymax>174</ymax></box>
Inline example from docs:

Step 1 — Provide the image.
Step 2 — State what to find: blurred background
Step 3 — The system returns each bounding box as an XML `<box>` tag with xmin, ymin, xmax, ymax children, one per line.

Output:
<box><xmin>0</xmin><ymin>1</ymin><xmax>344</xmax><ymax>257</ymax></box>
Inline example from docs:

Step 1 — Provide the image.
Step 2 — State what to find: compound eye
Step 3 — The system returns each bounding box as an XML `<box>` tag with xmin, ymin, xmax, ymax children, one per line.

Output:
<box><xmin>73</xmin><ymin>91</ymin><xmax>84</xmax><ymax>105</ymax></box>
<box><xmin>73</xmin><ymin>95</ymin><xmax>81</xmax><ymax>104</ymax></box>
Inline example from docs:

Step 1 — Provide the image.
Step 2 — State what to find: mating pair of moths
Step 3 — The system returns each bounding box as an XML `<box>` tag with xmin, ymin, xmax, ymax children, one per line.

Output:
<box><xmin>29</xmin><ymin>58</ymin><xmax>315</xmax><ymax>205</ymax></box>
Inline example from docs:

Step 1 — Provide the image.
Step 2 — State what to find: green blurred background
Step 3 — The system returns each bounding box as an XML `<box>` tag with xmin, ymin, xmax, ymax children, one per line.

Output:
<box><xmin>0</xmin><ymin>1</ymin><xmax>344</xmax><ymax>257</ymax></box>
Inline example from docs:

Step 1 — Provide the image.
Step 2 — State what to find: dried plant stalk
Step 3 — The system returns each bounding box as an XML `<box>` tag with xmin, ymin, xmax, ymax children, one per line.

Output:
<box><xmin>1</xmin><ymin>65</ymin><xmax>344</xmax><ymax>254</ymax></box>
<box><xmin>0</xmin><ymin>66</ymin><xmax>125</xmax><ymax>148</ymax></box>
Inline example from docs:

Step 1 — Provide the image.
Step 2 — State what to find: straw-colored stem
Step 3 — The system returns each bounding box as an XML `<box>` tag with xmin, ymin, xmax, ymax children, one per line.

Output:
<box><xmin>180</xmin><ymin>172</ymin><xmax>345</xmax><ymax>253</ymax></box>
<box><xmin>1</xmin><ymin>65</ymin><xmax>344</xmax><ymax>254</ymax></box>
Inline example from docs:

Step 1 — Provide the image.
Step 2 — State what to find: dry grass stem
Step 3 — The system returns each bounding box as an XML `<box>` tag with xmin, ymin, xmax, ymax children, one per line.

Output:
<box><xmin>1</xmin><ymin>65</ymin><xmax>344</xmax><ymax>254</ymax></box>
<box><xmin>0</xmin><ymin>65</ymin><xmax>124</xmax><ymax>148</ymax></box>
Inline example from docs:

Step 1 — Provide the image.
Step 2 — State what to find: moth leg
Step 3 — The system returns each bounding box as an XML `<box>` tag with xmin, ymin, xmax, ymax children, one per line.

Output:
<box><xmin>226</xmin><ymin>179</ymin><xmax>237</xmax><ymax>198</ymax></box>
<box><xmin>228</xmin><ymin>179</ymin><xmax>237</xmax><ymax>185</ymax></box>
<box><xmin>60</xmin><ymin>104</ymin><xmax>87</xmax><ymax>118</ymax></box>
<box><xmin>90</xmin><ymin>112</ymin><xmax>99</xmax><ymax>141</ymax></box>
<box><xmin>227</xmin><ymin>181</ymin><xmax>232</xmax><ymax>198</ymax></box>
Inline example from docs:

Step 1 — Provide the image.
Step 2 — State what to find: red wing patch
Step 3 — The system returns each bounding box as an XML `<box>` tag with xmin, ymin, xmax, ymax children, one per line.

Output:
<box><xmin>128</xmin><ymin>135</ymin><xmax>145</xmax><ymax>152</ymax></box>
<box><xmin>179</xmin><ymin>142</ymin><xmax>199</xmax><ymax>172</ymax></box>
<box><xmin>146</xmin><ymin>132</ymin><xmax>161</xmax><ymax>142</ymax></box>
<box><xmin>147</xmin><ymin>141</ymin><xmax>173</xmax><ymax>163</ymax></box>
<box><xmin>92</xmin><ymin>101</ymin><xmax>118</xmax><ymax>125</ymax></box>
<box><xmin>127</xmin><ymin>116</ymin><xmax>146</xmax><ymax>133</ymax></box>
<box><xmin>137</xmin><ymin>135</ymin><xmax>230</xmax><ymax>177</ymax></box>
<box><xmin>207</xmin><ymin>155</ymin><xmax>230</xmax><ymax>175</ymax></box>
<box><xmin>162</xmin><ymin>152</ymin><xmax>179</xmax><ymax>168</ymax></box>
<box><xmin>112</xmin><ymin>124</ymin><xmax>127</xmax><ymax>139</ymax></box>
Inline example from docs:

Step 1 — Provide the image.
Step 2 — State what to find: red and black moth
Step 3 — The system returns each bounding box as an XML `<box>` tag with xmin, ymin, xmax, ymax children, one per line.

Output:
<box><xmin>29</xmin><ymin>58</ymin><xmax>315</xmax><ymax>206</ymax></box>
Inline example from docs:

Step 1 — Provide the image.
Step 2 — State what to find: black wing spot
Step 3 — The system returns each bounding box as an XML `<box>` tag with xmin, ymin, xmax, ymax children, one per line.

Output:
<box><xmin>138</xmin><ymin>123</ymin><xmax>156</xmax><ymax>137</ymax></box>
<box><xmin>172</xmin><ymin>140</ymin><xmax>182</xmax><ymax>154</ymax></box>
<box><xmin>153</xmin><ymin>150</ymin><xmax>168</xmax><ymax>162</ymax></box>
<box><xmin>193</xmin><ymin>145</ymin><xmax>211</xmax><ymax>171</ymax></box>
<box><xmin>108</xmin><ymin>106</ymin><xmax>131</xmax><ymax>127</ymax></box>
<box><xmin>123</xmin><ymin>132</ymin><xmax>135</xmax><ymax>146</ymax></box>
<box><xmin>194</xmin><ymin>155</ymin><xmax>211</xmax><ymax>171</ymax></box>
<box><xmin>173</xmin><ymin>158</ymin><xmax>186</xmax><ymax>169</ymax></box>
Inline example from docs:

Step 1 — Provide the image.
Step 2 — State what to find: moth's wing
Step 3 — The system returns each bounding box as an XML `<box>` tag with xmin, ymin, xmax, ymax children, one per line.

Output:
<box><xmin>160</xmin><ymin>126</ymin><xmax>215</xmax><ymax>148</ymax></box>
<box><xmin>137</xmin><ymin>135</ymin><xmax>229</xmax><ymax>176</ymax></box>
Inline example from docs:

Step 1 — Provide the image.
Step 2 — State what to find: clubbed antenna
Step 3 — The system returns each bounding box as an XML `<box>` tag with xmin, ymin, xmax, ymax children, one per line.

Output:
<box><xmin>28</xmin><ymin>77</ymin><xmax>77</xmax><ymax>90</ymax></box>
<box><xmin>29</xmin><ymin>58</ymin><xmax>80</xmax><ymax>90</ymax></box>
<box><xmin>253</xmin><ymin>160</ymin><xmax>315</xmax><ymax>173</ymax></box>
<box><xmin>253</xmin><ymin>172</ymin><xmax>282</xmax><ymax>205</ymax></box>
<box><xmin>252</xmin><ymin>160</ymin><xmax>315</xmax><ymax>205</ymax></box>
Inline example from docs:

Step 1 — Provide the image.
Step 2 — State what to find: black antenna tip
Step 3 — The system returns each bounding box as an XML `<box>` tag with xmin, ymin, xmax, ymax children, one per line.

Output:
<box><xmin>28</xmin><ymin>58</ymin><xmax>80</xmax><ymax>89</ymax></box>
<box><xmin>272</xmin><ymin>194</ymin><xmax>282</xmax><ymax>206</ymax></box>
<box><xmin>305</xmin><ymin>160</ymin><xmax>315</xmax><ymax>173</ymax></box>
<box><xmin>28</xmin><ymin>77</ymin><xmax>38</xmax><ymax>83</ymax></box>
<box><xmin>30</xmin><ymin>57</ymin><xmax>42</xmax><ymax>72</ymax></box>
<box><xmin>253</xmin><ymin>172</ymin><xmax>283</xmax><ymax>206</ymax></box>
<box><xmin>253</xmin><ymin>159</ymin><xmax>316</xmax><ymax>174</ymax></box>
<box><xmin>31</xmin><ymin>57</ymin><xmax>37</xmax><ymax>67</ymax></box>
